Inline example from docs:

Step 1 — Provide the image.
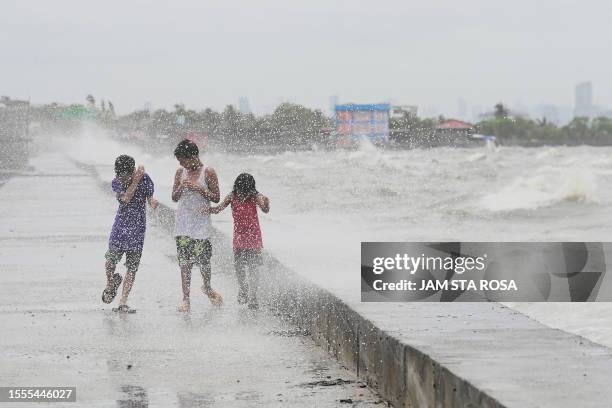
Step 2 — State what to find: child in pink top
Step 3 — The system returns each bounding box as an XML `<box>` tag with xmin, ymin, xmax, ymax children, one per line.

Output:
<box><xmin>204</xmin><ymin>173</ymin><xmax>270</xmax><ymax>309</ymax></box>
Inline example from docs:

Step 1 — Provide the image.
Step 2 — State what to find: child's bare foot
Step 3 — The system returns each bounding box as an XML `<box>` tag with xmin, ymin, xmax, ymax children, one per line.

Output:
<box><xmin>202</xmin><ymin>286</ymin><xmax>223</xmax><ymax>306</ymax></box>
<box><xmin>177</xmin><ymin>300</ymin><xmax>190</xmax><ymax>312</ymax></box>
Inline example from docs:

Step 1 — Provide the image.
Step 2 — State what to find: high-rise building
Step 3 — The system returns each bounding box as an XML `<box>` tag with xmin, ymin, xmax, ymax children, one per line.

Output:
<box><xmin>238</xmin><ymin>97</ymin><xmax>251</xmax><ymax>114</ymax></box>
<box><xmin>574</xmin><ymin>82</ymin><xmax>593</xmax><ymax>118</ymax></box>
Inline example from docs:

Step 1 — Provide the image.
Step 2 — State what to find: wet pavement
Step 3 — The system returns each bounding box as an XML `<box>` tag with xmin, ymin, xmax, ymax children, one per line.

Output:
<box><xmin>0</xmin><ymin>154</ymin><xmax>385</xmax><ymax>407</ymax></box>
<box><xmin>47</xmin><ymin>136</ymin><xmax>612</xmax><ymax>407</ymax></box>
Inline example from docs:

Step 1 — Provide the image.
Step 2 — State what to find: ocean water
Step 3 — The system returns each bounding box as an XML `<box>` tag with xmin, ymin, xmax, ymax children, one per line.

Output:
<box><xmin>55</xmin><ymin>126</ymin><xmax>612</xmax><ymax>348</ymax></box>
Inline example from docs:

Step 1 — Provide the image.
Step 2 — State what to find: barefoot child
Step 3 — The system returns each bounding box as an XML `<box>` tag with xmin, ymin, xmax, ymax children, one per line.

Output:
<box><xmin>102</xmin><ymin>155</ymin><xmax>158</xmax><ymax>313</ymax></box>
<box><xmin>172</xmin><ymin>139</ymin><xmax>223</xmax><ymax>312</ymax></box>
<box><xmin>204</xmin><ymin>173</ymin><xmax>270</xmax><ymax>309</ymax></box>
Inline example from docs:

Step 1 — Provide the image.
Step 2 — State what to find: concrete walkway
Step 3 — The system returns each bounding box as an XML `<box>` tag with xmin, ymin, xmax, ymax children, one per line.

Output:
<box><xmin>0</xmin><ymin>154</ymin><xmax>383</xmax><ymax>407</ymax></box>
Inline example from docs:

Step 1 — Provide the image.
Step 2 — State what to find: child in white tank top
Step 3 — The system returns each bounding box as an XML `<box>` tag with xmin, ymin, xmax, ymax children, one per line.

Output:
<box><xmin>172</xmin><ymin>139</ymin><xmax>222</xmax><ymax>312</ymax></box>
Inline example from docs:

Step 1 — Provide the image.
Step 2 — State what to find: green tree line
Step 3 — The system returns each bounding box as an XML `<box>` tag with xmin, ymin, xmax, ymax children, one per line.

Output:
<box><xmin>13</xmin><ymin>96</ymin><xmax>612</xmax><ymax>149</ymax></box>
<box><xmin>389</xmin><ymin>103</ymin><xmax>612</xmax><ymax>147</ymax></box>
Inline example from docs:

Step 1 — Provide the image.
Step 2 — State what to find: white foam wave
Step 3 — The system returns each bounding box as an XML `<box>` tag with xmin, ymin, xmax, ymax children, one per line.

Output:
<box><xmin>479</xmin><ymin>166</ymin><xmax>599</xmax><ymax>212</ymax></box>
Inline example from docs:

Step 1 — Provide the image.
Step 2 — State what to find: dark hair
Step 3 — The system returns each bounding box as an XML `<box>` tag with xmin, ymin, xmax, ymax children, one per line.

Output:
<box><xmin>114</xmin><ymin>155</ymin><xmax>135</xmax><ymax>175</ymax></box>
<box><xmin>233</xmin><ymin>173</ymin><xmax>257</xmax><ymax>200</ymax></box>
<box><xmin>174</xmin><ymin>139</ymin><xmax>199</xmax><ymax>159</ymax></box>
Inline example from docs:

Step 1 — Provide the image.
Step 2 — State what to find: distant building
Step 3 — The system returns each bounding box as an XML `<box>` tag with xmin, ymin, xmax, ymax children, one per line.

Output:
<box><xmin>434</xmin><ymin>119</ymin><xmax>474</xmax><ymax>146</ymax></box>
<box><xmin>557</xmin><ymin>106</ymin><xmax>574</xmax><ymax>125</ymax></box>
<box><xmin>335</xmin><ymin>103</ymin><xmax>390</xmax><ymax>143</ymax></box>
<box><xmin>389</xmin><ymin>105</ymin><xmax>418</xmax><ymax>119</ymax></box>
<box><xmin>574</xmin><ymin>81</ymin><xmax>593</xmax><ymax>118</ymax></box>
<box><xmin>239</xmin><ymin>97</ymin><xmax>251</xmax><ymax>114</ymax></box>
<box><xmin>537</xmin><ymin>104</ymin><xmax>560</xmax><ymax>124</ymax></box>
<box><xmin>436</xmin><ymin>119</ymin><xmax>473</xmax><ymax>133</ymax></box>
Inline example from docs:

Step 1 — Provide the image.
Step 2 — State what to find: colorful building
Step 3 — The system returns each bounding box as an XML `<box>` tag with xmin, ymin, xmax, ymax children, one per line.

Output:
<box><xmin>335</xmin><ymin>103</ymin><xmax>390</xmax><ymax>143</ymax></box>
<box><xmin>435</xmin><ymin>119</ymin><xmax>474</xmax><ymax>134</ymax></box>
<box><xmin>433</xmin><ymin>119</ymin><xmax>474</xmax><ymax>146</ymax></box>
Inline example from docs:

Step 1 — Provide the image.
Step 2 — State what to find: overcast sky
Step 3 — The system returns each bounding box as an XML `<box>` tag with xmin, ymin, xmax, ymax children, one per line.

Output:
<box><xmin>1</xmin><ymin>0</ymin><xmax>610</xmax><ymax>115</ymax></box>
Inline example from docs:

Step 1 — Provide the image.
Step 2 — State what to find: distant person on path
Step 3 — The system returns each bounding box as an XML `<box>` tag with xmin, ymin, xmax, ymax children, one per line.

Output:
<box><xmin>204</xmin><ymin>173</ymin><xmax>270</xmax><ymax>309</ymax></box>
<box><xmin>172</xmin><ymin>139</ymin><xmax>223</xmax><ymax>312</ymax></box>
<box><xmin>102</xmin><ymin>155</ymin><xmax>158</xmax><ymax>313</ymax></box>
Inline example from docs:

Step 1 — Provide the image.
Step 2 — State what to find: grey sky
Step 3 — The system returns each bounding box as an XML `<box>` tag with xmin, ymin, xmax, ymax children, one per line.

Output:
<box><xmin>1</xmin><ymin>0</ymin><xmax>610</xmax><ymax>116</ymax></box>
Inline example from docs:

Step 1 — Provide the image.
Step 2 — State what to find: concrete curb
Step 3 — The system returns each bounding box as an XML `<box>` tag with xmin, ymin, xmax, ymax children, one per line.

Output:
<box><xmin>260</xmin><ymin>264</ymin><xmax>506</xmax><ymax>408</ymax></box>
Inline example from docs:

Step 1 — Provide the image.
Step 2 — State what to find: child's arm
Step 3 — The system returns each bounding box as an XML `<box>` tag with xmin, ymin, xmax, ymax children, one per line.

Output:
<box><xmin>184</xmin><ymin>167</ymin><xmax>221</xmax><ymax>203</ymax></box>
<box><xmin>147</xmin><ymin>197</ymin><xmax>159</xmax><ymax>209</ymax></box>
<box><xmin>204</xmin><ymin>167</ymin><xmax>221</xmax><ymax>203</ymax></box>
<box><xmin>201</xmin><ymin>193</ymin><xmax>232</xmax><ymax>215</ymax></box>
<box><xmin>171</xmin><ymin>168</ymin><xmax>183</xmax><ymax>202</ymax></box>
<box><xmin>118</xmin><ymin>166</ymin><xmax>145</xmax><ymax>204</ymax></box>
<box><xmin>256</xmin><ymin>193</ymin><xmax>270</xmax><ymax>213</ymax></box>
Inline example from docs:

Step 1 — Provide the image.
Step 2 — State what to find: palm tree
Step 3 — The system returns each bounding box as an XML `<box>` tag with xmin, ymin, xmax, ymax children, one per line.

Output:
<box><xmin>494</xmin><ymin>103</ymin><xmax>509</xmax><ymax>119</ymax></box>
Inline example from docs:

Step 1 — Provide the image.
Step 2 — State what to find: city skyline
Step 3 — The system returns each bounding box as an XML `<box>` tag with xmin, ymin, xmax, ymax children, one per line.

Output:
<box><xmin>5</xmin><ymin>82</ymin><xmax>605</xmax><ymax>126</ymax></box>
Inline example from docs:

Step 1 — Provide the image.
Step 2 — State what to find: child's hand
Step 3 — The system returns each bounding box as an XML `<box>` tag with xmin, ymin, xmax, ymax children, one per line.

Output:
<box><xmin>149</xmin><ymin>197</ymin><xmax>159</xmax><ymax>209</ymax></box>
<box><xmin>182</xmin><ymin>180</ymin><xmax>200</xmax><ymax>191</ymax></box>
<box><xmin>133</xmin><ymin>165</ymin><xmax>145</xmax><ymax>182</ymax></box>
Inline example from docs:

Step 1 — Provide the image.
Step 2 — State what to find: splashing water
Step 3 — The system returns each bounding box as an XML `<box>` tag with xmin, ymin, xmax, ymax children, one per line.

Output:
<box><xmin>479</xmin><ymin>165</ymin><xmax>599</xmax><ymax>212</ymax></box>
<box><xmin>45</xmin><ymin>127</ymin><xmax>612</xmax><ymax>349</ymax></box>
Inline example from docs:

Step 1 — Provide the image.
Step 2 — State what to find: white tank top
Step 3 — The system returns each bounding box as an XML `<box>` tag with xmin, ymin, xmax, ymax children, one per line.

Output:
<box><xmin>174</xmin><ymin>167</ymin><xmax>212</xmax><ymax>240</ymax></box>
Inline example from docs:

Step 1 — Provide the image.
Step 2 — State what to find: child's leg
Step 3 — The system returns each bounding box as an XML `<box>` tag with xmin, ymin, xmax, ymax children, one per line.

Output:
<box><xmin>176</xmin><ymin>237</ymin><xmax>194</xmax><ymax>306</ymax></box>
<box><xmin>104</xmin><ymin>249</ymin><xmax>121</xmax><ymax>289</ymax></box>
<box><xmin>246</xmin><ymin>250</ymin><xmax>262</xmax><ymax>307</ymax></box>
<box><xmin>196</xmin><ymin>240</ymin><xmax>213</xmax><ymax>292</ymax></box>
<box><xmin>119</xmin><ymin>251</ymin><xmax>141</xmax><ymax>306</ymax></box>
<box><xmin>105</xmin><ymin>260</ymin><xmax>116</xmax><ymax>287</ymax></box>
<box><xmin>199</xmin><ymin>261</ymin><xmax>211</xmax><ymax>292</ymax></box>
<box><xmin>197</xmin><ymin>239</ymin><xmax>222</xmax><ymax>305</ymax></box>
<box><xmin>119</xmin><ymin>270</ymin><xmax>136</xmax><ymax>305</ymax></box>
<box><xmin>234</xmin><ymin>250</ymin><xmax>248</xmax><ymax>303</ymax></box>
<box><xmin>181</xmin><ymin>265</ymin><xmax>193</xmax><ymax>302</ymax></box>
<box><xmin>200</xmin><ymin>261</ymin><xmax>223</xmax><ymax>305</ymax></box>
<box><xmin>247</xmin><ymin>265</ymin><xmax>260</xmax><ymax>307</ymax></box>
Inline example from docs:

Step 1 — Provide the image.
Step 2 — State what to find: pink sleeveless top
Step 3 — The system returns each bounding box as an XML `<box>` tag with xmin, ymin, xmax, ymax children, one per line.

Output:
<box><xmin>231</xmin><ymin>194</ymin><xmax>263</xmax><ymax>249</ymax></box>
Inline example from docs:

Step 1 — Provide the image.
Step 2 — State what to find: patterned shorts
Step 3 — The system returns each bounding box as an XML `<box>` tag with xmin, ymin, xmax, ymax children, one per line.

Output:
<box><xmin>105</xmin><ymin>247</ymin><xmax>142</xmax><ymax>272</ymax></box>
<box><xmin>175</xmin><ymin>236</ymin><xmax>212</xmax><ymax>268</ymax></box>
